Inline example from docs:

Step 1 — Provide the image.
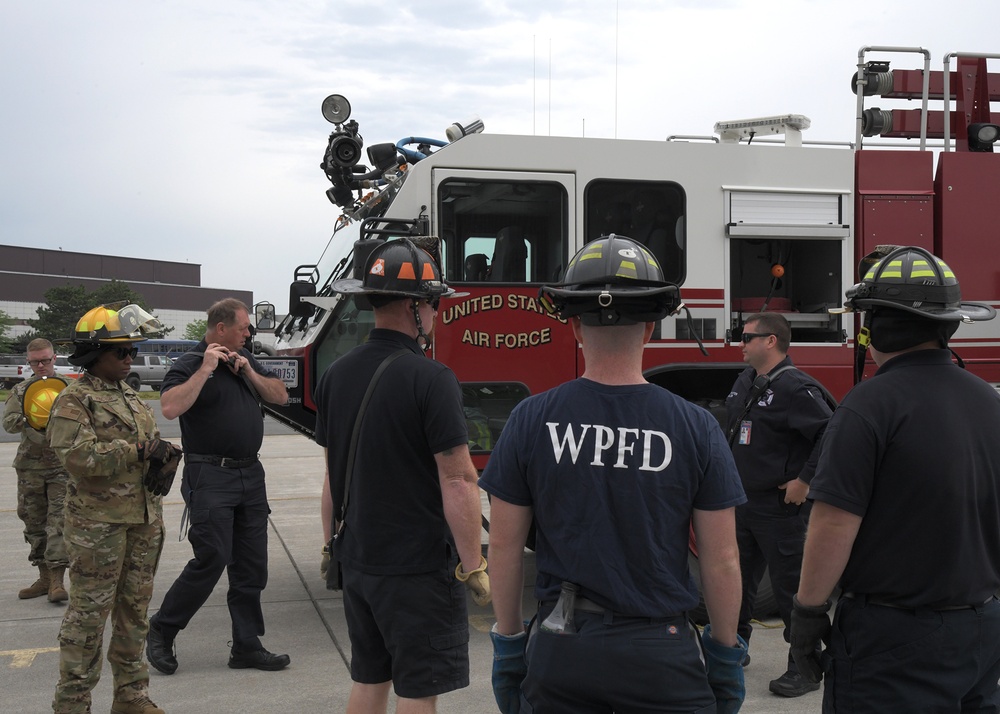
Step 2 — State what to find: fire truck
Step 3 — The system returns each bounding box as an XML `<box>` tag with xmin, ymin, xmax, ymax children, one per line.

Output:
<box><xmin>262</xmin><ymin>45</ymin><xmax>1000</xmax><ymax>458</ymax></box>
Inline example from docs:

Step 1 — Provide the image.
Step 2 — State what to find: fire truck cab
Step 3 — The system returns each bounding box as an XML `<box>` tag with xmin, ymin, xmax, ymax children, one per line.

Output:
<box><xmin>264</xmin><ymin>46</ymin><xmax>1000</xmax><ymax>472</ymax></box>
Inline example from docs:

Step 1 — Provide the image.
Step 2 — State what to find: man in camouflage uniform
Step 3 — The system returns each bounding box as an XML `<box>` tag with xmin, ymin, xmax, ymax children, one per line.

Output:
<box><xmin>2</xmin><ymin>337</ymin><xmax>69</xmax><ymax>602</ymax></box>
<box><xmin>48</xmin><ymin>304</ymin><xmax>181</xmax><ymax>714</ymax></box>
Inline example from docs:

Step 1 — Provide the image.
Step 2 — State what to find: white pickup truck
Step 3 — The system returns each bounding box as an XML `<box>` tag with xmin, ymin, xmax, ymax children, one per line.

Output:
<box><xmin>126</xmin><ymin>354</ymin><xmax>172</xmax><ymax>391</ymax></box>
<box><xmin>0</xmin><ymin>354</ymin><xmax>24</xmax><ymax>389</ymax></box>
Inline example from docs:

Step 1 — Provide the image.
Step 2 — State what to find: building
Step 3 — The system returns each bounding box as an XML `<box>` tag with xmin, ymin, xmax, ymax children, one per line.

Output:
<box><xmin>0</xmin><ymin>244</ymin><xmax>254</xmax><ymax>346</ymax></box>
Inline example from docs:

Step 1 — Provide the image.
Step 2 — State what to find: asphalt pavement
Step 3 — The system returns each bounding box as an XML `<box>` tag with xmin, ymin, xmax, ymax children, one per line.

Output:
<box><xmin>0</xmin><ymin>399</ymin><xmax>820</xmax><ymax>713</ymax></box>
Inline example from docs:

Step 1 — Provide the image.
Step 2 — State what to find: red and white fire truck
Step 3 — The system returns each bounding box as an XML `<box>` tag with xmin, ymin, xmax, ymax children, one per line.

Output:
<box><xmin>261</xmin><ymin>45</ymin><xmax>1000</xmax><ymax>467</ymax></box>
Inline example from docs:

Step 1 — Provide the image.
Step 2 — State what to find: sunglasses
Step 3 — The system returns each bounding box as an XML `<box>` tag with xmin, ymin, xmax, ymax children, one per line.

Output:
<box><xmin>113</xmin><ymin>346</ymin><xmax>139</xmax><ymax>360</ymax></box>
<box><xmin>740</xmin><ymin>332</ymin><xmax>774</xmax><ymax>344</ymax></box>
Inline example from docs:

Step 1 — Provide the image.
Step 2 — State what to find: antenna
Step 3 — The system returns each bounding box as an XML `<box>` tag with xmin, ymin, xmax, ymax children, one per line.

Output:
<box><xmin>548</xmin><ymin>38</ymin><xmax>552</xmax><ymax>136</ymax></box>
<box><xmin>533</xmin><ymin>35</ymin><xmax>537</xmax><ymax>136</ymax></box>
<box><xmin>615</xmin><ymin>0</ymin><xmax>619</xmax><ymax>138</ymax></box>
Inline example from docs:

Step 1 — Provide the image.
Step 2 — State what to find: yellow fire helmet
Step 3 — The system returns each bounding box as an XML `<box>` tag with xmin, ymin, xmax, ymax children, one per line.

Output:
<box><xmin>72</xmin><ymin>302</ymin><xmax>163</xmax><ymax>344</ymax></box>
<box><xmin>22</xmin><ymin>376</ymin><xmax>68</xmax><ymax>431</ymax></box>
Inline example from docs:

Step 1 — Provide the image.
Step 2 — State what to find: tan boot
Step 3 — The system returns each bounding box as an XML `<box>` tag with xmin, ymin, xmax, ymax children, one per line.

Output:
<box><xmin>18</xmin><ymin>566</ymin><xmax>49</xmax><ymax>600</ymax></box>
<box><xmin>48</xmin><ymin>566</ymin><xmax>68</xmax><ymax>603</ymax></box>
<box><xmin>110</xmin><ymin>694</ymin><xmax>165</xmax><ymax>714</ymax></box>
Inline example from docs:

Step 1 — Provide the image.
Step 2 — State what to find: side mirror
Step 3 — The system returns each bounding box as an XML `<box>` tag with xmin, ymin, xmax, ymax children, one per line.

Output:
<box><xmin>254</xmin><ymin>301</ymin><xmax>276</xmax><ymax>330</ymax></box>
<box><xmin>288</xmin><ymin>281</ymin><xmax>316</xmax><ymax>318</ymax></box>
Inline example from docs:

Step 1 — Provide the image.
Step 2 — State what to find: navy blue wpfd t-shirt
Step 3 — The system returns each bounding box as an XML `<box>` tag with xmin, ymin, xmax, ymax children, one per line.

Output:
<box><xmin>314</xmin><ymin>329</ymin><xmax>469</xmax><ymax>575</ymax></box>
<box><xmin>161</xmin><ymin>340</ymin><xmax>273</xmax><ymax>458</ymax></box>
<box><xmin>480</xmin><ymin>378</ymin><xmax>745</xmax><ymax>617</ymax></box>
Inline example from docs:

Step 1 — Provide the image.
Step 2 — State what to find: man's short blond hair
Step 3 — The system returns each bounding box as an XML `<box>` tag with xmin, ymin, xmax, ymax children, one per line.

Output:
<box><xmin>26</xmin><ymin>338</ymin><xmax>54</xmax><ymax>354</ymax></box>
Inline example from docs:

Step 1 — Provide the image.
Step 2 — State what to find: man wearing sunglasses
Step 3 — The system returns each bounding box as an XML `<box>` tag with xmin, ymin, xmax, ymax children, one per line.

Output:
<box><xmin>148</xmin><ymin>298</ymin><xmax>289</xmax><ymax>676</ymax></box>
<box><xmin>2</xmin><ymin>337</ymin><xmax>69</xmax><ymax>603</ymax></box>
<box><xmin>725</xmin><ymin>312</ymin><xmax>833</xmax><ymax>699</ymax></box>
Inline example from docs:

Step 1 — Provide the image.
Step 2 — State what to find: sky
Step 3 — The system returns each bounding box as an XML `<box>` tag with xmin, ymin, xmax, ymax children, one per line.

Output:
<box><xmin>3</xmin><ymin>0</ymin><xmax>998</xmax><ymax>313</ymax></box>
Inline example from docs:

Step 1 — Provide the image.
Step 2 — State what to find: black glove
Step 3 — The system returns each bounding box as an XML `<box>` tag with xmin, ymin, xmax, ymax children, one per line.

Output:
<box><xmin>790</xmin><ymin>594</ymin><xmax>832</xmax><ymax>684</ymax></box>
<box><xmin>143</xmin><ymin>442</ymin><xmax>182</xmax><ymax>496</ymax></box>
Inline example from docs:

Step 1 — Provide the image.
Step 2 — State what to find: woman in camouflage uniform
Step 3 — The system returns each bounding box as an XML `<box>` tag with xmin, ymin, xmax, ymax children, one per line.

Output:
<box><xmin>48</xmin><ymin>304</ymin><xmax>181</xmax><ymax>714</ymax></box>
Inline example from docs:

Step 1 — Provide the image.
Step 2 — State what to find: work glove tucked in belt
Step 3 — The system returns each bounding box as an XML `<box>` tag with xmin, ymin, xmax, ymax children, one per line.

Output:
<box><xmin>456</xmin><ymin>554</ymin><xmax>491</xmax><ymax>606</ymax></box>
<box><xmin>489</xmin><ymin>623</ymin><xmax>527</xmax><ymax>714</ymax></box>
<box><xmin>142</xmin><ymin>440</ymin><xmax>183</xmax><ymax>497</ymax></box>
<box><xmin>790</xmin><ymin>594</ymin><xmax>832</xmax><ymax>684</ymax></box>
<box><xmin>701</xmin><ymin>624</ymin><xmax>748</xmax><ymax>714</ymax></box>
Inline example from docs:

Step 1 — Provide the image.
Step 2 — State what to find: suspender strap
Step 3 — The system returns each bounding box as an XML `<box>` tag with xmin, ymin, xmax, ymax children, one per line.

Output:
<box><xmin>338</xmin><ymin>349</ymin><xmax>410</xmax><ymax>526</ymax></box>
<box><xmin>727</xmin><ymin>365</ymin><xmax>796</xmax><ymax>446</ymax></box>
<box><xmin>186</xmin><ymin>351</ymin><xmax>266</xmax><ymax>405</ymax></box>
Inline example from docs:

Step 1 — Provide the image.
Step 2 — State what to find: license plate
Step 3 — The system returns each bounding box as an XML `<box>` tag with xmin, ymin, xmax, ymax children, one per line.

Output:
<box><xmin>258</xmin><ymin>358</ymin><xmax>298</xmax><ymax>388</ymax></box>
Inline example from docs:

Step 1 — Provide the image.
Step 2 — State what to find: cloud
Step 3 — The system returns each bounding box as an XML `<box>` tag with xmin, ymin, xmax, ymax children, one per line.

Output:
<box><xmin>2</xmin><ymin>0</ymin><xmax>998</xmax><ymax>312</ymax></box>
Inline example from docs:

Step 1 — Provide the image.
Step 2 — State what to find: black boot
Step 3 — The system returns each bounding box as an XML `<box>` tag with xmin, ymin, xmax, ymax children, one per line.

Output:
<box><xmin>146</xmin><ymin>616</ymin><xmax>178</xmax><ymax>675</ymax></box>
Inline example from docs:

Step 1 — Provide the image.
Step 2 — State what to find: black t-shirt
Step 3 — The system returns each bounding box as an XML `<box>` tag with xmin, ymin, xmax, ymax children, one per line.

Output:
<box><xmin>725</xmin><ymin>356</ymin><xmax>832</xmax><ymax>492</ymax></box>
<box><xmin>314</xmin><ymin>329</ymin><xmax>468</xmax><ymax>574</ymax></box>
<box><xmin>810</xmin><ymin>349</ymin><xmax>1000</xmax><ymax>607</ymax></box>
<box><xmin>160</xmin><ymin>340</ymin><xmax>272</xmax><ymax>458</ymax></box>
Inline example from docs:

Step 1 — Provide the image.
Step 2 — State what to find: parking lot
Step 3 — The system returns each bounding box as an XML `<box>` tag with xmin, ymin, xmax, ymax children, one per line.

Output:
<box><xmin>0</xmin><ymin>411</ymin><xmax>820</xmax><ymax>712</ymax></box>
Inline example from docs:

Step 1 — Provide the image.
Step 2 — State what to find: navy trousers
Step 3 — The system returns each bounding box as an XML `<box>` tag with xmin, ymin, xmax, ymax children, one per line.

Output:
<box><xmin>154</xmin><ymin>461</ymin><xmax>270</xmax><ymax>650</ymax></box>
<box><xmin>521</xmin><ymin>606</ymin><xmax>715</xmax><ymax>713</ymax></box>
<box><xmin>735</xmin><ymin>489</ymin><xmax>808</xmax><ymax>650</ymax></box>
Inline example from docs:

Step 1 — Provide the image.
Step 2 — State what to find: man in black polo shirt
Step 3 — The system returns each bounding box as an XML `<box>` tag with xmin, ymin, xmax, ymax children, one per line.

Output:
<box><xmin>792</xmin><ymin>246</ymin><xmax>1000</xmax><ymax>712</ymax></box>
<box><xmin>314</xmin><ymin>239</ymin><xmax>489</xmax><ymax>714</ymax></box>
<box><xmin>146</xmin><ymin>298</ymin><xmax>289</xmax><ymax>674</ymax></box>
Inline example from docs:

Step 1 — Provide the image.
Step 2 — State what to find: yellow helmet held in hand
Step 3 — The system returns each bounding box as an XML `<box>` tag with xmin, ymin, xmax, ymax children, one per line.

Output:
<box><xmin>22</xmin><ymin>376</ymin><xmax>68</xmax><ymax>430</ymax></box>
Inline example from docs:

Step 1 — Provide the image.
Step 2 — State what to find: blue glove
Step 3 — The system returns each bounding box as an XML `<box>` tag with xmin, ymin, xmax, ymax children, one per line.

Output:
<box><xmin>701</xmin><ymin>624</ymin><xmax>748</xmax><ymax>714</ymax></box>
<box><xmin>489</xmin><ymin>624</ymin><xmax>527</xmax><ymax>714</ymax></box>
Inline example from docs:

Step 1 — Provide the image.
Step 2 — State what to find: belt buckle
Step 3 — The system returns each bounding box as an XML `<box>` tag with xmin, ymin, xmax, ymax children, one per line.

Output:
<box><xmin>218</xmin><ymin>456</ymin><xmax>232</xmax><ymax>468</ymax></box>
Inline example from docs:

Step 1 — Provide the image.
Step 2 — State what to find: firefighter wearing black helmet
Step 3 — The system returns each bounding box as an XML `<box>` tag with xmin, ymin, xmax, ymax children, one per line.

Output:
<box><xmin>482</xmin><ymin>235</ymin><xmax>748</xmax><ymax>713</ymax></box>
<box><xmin>792</xmin><ymin>246</ymin><xmax>1000</xmax><ymax>713</ymax></box>
<box><xmin>313</xmin><ymin>238</ymin><xmax>489</xmax><ymax>712</ymax></box>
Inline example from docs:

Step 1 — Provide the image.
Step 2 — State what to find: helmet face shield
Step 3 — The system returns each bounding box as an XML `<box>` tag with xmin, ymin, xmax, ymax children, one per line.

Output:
<box><xmin>539</xmin><ymin>234</ymin><xmax>680</xmax><ymax>325</ymax></box>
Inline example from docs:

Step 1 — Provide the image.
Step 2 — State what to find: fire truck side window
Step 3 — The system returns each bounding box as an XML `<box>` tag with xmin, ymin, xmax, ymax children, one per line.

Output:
<box><xmin>584</xmin><ymin>180</ymin><xmax>686</xmax><ymax>285</ymax></box>
<box><xmin>462</xmin><ymin>383</ymin><xmax>530</xmax><ymax>453</ymax></box>
<box><xmin>438</xmin><ymin>179</ymin><xmax>568</xmax><ymax>283</ymax></box>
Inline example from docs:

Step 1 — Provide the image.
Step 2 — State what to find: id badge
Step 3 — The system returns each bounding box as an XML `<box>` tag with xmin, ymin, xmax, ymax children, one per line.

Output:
<box><xmin>738</xmin><ymin>420</ymin><xmax>752</xmax><ymax>445</ymax></box>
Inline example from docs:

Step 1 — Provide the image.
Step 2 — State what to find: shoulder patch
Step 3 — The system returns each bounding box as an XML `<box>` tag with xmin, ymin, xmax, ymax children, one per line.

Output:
<box><xmin>51</xmin><ymin>399</ymin><xmax>89</xmax><ymax>424</ymax></box>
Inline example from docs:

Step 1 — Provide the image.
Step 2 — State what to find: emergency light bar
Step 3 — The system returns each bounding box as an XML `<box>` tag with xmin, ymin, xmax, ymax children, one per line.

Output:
<box><xmin>714</xmin><ymin>114</ymin><xmax>811</xmax><ymax>145</ymax></box>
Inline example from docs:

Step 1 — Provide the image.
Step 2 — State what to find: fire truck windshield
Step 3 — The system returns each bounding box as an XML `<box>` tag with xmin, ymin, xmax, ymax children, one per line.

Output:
<box><xmin>315</xmin><ymin>218</ymin><xmax>360</xmax><ymax>291</ymax></box>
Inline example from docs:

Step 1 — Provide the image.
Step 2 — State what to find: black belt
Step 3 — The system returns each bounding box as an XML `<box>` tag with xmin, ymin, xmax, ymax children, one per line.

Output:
<box><xmin>185</xmin><ymin>453</ymin><xmax>259</xmax><ymax>469</ymax></box>
<box><xmin>842</xmin><ymin>592</ymin><xmax>994</xmax><ymax>612</ymax></box>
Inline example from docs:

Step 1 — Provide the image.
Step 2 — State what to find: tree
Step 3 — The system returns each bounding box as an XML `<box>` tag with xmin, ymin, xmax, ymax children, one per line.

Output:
<box><xmin>30</xmin><ymin>284</ymin><xmax>90</xmax><ymax>344</ymax></box>
<box><xmin>29</xmin><ymin>280</ymin><xmax>158</xmax><ymax>345</ymax></box>
<box><xmin>0</xmin><ymin>309</ymin><xmax>13</xmax><ymax>353</ymax></box>
<box><xmin>183</xmin><ymin>319</ymin><xmax>207</xmax><ymax>341</ymax></box>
